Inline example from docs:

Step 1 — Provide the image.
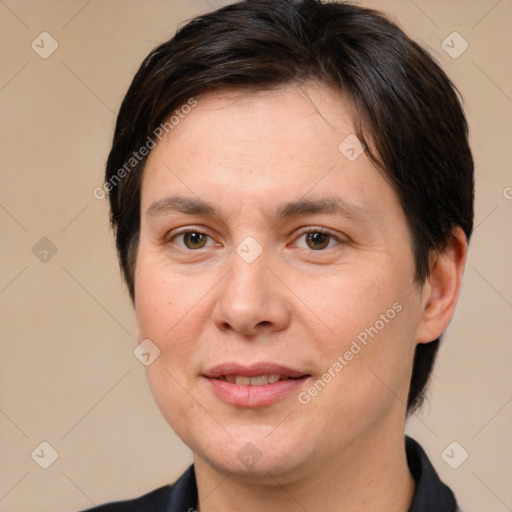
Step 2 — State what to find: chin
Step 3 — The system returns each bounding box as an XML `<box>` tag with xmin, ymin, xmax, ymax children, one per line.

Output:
<box><xmin>204</xmin><ymin>449</ymin><xmax>304</xmax><ymax>482</ymax></box>
<box><xmin>189</xmin><ymin>428</ymin><xmax>312</xmax><ymax>481</ymax></box>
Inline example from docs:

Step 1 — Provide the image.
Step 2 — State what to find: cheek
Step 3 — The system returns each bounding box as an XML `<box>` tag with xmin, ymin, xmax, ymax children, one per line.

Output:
<box><xmin>305</xmin><ymin>262</ymin><xmax>419</xmax><ymax>408</ymax></box>
<box><xmin>134</xmin><ymin>260</ymin><xmax>210</xmax><ymax>438</ymax></box>
<box><xmin>135</xmin><ymin>253</ymin><xmax>204</xmax><ymax>339</ymax></box>
<box><xmin>134</xmin><ymin>257</ymin><xmax>206</xmax><ymax>387</ymax></box>
<box><xmin>310</xmin><ymin>264</ymin><xmax>407</xmax><ymax>345</ymax></box>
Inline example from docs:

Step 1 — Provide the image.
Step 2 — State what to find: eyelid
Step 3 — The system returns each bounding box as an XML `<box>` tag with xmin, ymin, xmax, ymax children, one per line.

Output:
<box><xmin>294</xmin><ymin>225</ymin><xmax>343</xmax><ymax>239</ymax></box>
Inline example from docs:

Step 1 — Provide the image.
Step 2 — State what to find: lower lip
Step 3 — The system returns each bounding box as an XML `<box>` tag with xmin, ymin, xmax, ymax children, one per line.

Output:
<box><xmin>205</xmin><ymin>376</ymin><xmax>310</xmax><ymax>407</ymax></box>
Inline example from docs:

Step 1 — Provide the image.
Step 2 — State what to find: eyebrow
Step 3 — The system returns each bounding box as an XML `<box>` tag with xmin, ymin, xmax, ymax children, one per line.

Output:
<box><xmin>145</xmin><ymin>195</ymin><xmax>371</xmax><ymax>223</ymax></box>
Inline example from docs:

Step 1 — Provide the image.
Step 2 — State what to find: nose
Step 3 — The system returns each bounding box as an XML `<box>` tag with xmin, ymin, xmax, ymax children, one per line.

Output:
<box><xmin>212</xmin><ymin>248</ymin><xmax>291</xmax><ymax>337</ymax></box>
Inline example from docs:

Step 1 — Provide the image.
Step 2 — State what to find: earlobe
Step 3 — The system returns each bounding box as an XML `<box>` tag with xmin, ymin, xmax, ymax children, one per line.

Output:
<box><xmin>416</xmin><ymin>226</ymin><xmax>468</xmax><ymax>344</ymax></box>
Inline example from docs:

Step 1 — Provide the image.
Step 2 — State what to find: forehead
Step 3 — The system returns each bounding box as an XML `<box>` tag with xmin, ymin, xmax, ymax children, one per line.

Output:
<box><xmin>140</xmin><ymin>82</ymin><xmax>396</xmax><ymax>222</ymax></box>
<box><xmin>185</xmin><ymin>82</ymin><xmax>356</xmax><ymax>144</ymax></box>
<box><xmin>148</xmin><ymin>82</ymin><xmax>357</xmax><ymax>167</ymax></box>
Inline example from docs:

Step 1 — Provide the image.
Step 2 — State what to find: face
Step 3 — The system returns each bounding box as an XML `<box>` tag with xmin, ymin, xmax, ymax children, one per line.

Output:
<box><xmin>134</xmin><ymin>83</ymin><xmax>427</xmax><ymax>481</ymax></box>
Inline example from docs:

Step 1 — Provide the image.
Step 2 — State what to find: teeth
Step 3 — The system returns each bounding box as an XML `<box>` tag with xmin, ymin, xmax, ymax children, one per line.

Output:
<box><xmin>223</xmin><ymin>374</ymin><xmax>288</xmax><ymax>386</ymax></box>
<box><xmin>247</xmin><ymin>375</ymin><xmax>267</xmax><ymax>386</ymax></box>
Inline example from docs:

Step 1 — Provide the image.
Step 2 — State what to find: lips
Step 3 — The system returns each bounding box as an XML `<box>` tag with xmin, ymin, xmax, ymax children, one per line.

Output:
<box><xmin>203</xmin><ymin>362</ymin><xmax>309</xmax><ymax>380</ymax></box>
<box><xmin>203</xmin><ymin>362</ymin><xmax>311</xmax><ymax>407</ymax></box>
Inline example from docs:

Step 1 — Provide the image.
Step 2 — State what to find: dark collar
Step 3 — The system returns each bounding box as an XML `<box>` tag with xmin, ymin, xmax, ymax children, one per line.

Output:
<box><xmin>406</xmin><ymin>436</ymin><xmax>459</xmax><ymax>511</ymax></box>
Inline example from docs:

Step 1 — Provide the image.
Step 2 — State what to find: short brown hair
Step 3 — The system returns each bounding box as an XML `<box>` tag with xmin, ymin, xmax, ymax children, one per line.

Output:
<box><xmin>105</xmin><ymin>0</ymin><xmax>474</xmax><ymax>414</ymax></box>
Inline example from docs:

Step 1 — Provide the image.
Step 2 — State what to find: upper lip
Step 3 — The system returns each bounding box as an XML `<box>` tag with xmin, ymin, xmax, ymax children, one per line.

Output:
<box><xmin>203</xmin><ymin>362</ymin><xmax>309</xmax><ymax>379</ymax></box>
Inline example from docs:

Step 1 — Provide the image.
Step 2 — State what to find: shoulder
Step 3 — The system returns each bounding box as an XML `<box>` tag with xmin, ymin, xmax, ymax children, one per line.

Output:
<box><xmin>79</xmin><ymin>485</ymin><xmax>173</xmax><ymax>512</ymax></box>
<box><xmin>77</xmin><ymin>465</ymin><xmax>196</xmax><ymax>512</ymax></box>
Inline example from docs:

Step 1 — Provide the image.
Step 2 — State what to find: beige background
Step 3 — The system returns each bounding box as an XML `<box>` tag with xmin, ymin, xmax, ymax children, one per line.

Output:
<box><xmin>1</xmin><ymin>0</ymin><xmax>511</xmax><ymax>511</ymax></box>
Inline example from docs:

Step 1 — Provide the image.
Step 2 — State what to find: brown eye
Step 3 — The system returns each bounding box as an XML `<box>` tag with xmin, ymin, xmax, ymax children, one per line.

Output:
<box><xmin>182</xmin><ymin>231</ymin><xmax>208</xmax><ymax>249</ymax></box>
<box><xmin>169</xmin><ymin>230</ymin><xmax>215</xmax><ymax>250</ymax></box>
<box><xmin>305</xmin><ymin>232</ymin><xmax>331</xmax><ymax>250</ymax></box>
<box><xmin>293</xmin><ymin>227</ymin><xmax>345</xmax><ymax>252</ymax></box>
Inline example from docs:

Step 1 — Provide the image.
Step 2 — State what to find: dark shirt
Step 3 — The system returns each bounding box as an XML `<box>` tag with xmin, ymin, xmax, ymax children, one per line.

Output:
<box><xmin>81</xmin><ymin>436</ymin><xmax>459</xmax><ymax>511</ymax></box>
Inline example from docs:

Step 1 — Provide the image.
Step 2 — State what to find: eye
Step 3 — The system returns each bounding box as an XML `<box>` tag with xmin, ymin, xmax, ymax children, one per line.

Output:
<box><xmin>168</xmin><ymin>230</ymin><xmax>218</xmax><ymax>250</ymax></box>
<box><xmin>166</xmin><ymin>227</ymin><xmax>344</xmax><ymax>252</ymax></box>
<box><xmin>294</xmin><ymin>228</ymin><xmax>342</xmax><ymax>251</ymax></box>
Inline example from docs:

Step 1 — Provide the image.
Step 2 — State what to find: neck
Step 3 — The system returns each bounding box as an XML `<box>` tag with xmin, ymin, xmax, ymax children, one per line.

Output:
<box><xmin>194</xmin><ymin>423</ymin><xmax>415</xmax><ymax>512</ymax></box>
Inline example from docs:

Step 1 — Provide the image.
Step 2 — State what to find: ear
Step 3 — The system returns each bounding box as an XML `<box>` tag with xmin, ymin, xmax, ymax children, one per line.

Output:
<box><xmin>415</xmin><ymin>226</ymin><xmax>468</xmax><ymax>344</ymax></box>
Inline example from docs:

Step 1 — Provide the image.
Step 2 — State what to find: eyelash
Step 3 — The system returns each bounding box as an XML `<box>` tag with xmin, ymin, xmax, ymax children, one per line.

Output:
<box><xmin>166</xmin><ymin>227</ymin><xmax>344</xmax><ymax>252</ymax></box>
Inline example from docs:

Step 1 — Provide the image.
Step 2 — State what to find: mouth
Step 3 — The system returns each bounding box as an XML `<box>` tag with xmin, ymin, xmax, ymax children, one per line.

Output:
<box><xmin>203</xmin><ymin>362</ymin><xmax>311</xmax><ymax>407</ymax></box>
<box><xmin>214</xmin><ymin>374</ymin><xmax>303</xmax><ymax>385</ymax></box>
<box><xmin>203</xmin><ymin>362</ymin><xmax>309</xmax><ymax>379</ymax></box>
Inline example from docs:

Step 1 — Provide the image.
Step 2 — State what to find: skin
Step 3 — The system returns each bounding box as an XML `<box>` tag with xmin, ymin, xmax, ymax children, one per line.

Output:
<box><xmin>134</xmin><ymin>82</ymin><xmax>467</xmax><ymax>512</ymax></box>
